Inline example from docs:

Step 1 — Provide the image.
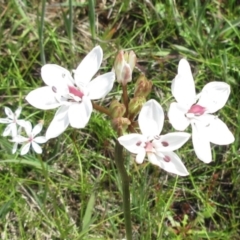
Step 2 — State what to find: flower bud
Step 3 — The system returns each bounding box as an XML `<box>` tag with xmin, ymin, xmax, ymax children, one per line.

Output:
<box><xmin>113</xmin><ymin>50</ymin><xmax>137</xmax><ymax>86</ymax></box>
<box><xmin>109</xmin><ymin>99</ymin><xmax>126</xmax><ymax>118</ymax></box>
<box><xmin>134</xmin><ymin>74</ymin><xmax>153</xmax><ymax>98</ymax></box>
<box><xmin>128</xmin><ymin>96</ymin><xmax>146</xmax><ymax>118</ymax></box>
<box><xmin>111</xmin><ymin>117</ymin><xmax>131</xmax><ymax>134</ymax></box>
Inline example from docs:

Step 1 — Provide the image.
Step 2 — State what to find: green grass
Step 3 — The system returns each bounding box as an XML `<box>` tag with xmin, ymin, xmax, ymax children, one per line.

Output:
<box><xmin>0</xmin><ymin>0</ymin><xmax>240</xmax><ymax>239</ymax></box>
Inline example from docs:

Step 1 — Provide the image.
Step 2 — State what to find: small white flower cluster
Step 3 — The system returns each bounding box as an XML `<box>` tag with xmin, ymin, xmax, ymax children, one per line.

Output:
<box><xmin>0</xmin><ymin>46</ymin><xmax>235</xmax><ymax>176</ymax></box>
<box><xmin>0</xmin><ymin>107</ymin><xmax>47</xmax><ymax>155</ymax></box>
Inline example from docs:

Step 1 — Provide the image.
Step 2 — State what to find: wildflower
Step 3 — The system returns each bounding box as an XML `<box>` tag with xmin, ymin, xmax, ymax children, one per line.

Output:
<box><xmin>118</xmin><ymin>99</ymin><xmax>190</xmax><ymax>176</ymax></box>
<box><xmin>11</xmin><ymin>121</ymin><xmax>47</xmax><ymax>155</ymax></box>
<box><xmin>26</xmin><ymin>46</ymin><xmax>115</xmax><ymax>139</ymax></box>
<box><xmin>0</xmin><ymin>107</ymin><xmax>25</xmax><ymax>137</ymax></box>
<box><xmin>113</xmin><ymin>50</ymin><xmax>136</xmax><ymax>85</ymax></box>
<box><xmin>168</xmin><ymin>59</ymin><xmax>234</xmax><ymax>163</ymax></box>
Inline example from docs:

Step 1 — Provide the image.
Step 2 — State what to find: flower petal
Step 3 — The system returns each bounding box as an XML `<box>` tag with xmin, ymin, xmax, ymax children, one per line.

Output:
<box><xmin>15</xmin><ymin>107</ymin><xmax>22</xmax><ymax>118</ymax></box>
<box><xmin>148</xmin><ymin>152</ymin><xmax>189</xmax><ymax>176</ymax></box>
<box><xmin>138</xmin><ymin>99</ymin><xmax>164</xmax><ymax>137</ymax></box>
<box><xmin>46</xmin><ymin>105</ymin><xmax>70</xmax><ymax>139</ymax></box>
<box><xmin>136</xmin><ymin>148</ymin><xmax>146</xmax><ymax>164</ymax></box>
<box><xmin>12</xmin><ymin>142</ymin><xmax>18</xmax><ymax>154</ymax></box>
<box><xmin>34</xmin><ymin>136</ymin><xmax>47</xmax><ymax>144</ymax></box>
<box><xmin>168</xmin><ymin>102</ymin><xmax>190</xmax><ymax>131</ymax></box>
<box><xmin>23</xmin><ymin>121</ymin><xmax>32</xmax><ymax>136</ymax></box>
<box><xmin>4</xmin><ymin>107</ymin><xmax>14</xmax><ymax>119</ymax></box>
<box><xmin>32</xmin><ymin>123</ymin><xmax>43</xmax><ymax>137</ymax></box>
<box><xmin>20</xmin><ymin>143</ymin><xmax>31</xmax><ymax>155</ymax></box>
<box><xmin>154</xmin><ymin>132</ymin><xmax>191</xmax><ymax>152</ymax></box>
<box><xmin>74</xmin><ymin>46</ymin><xmax>103</xmax><ymax>86</ymax></box>
<box><xmin>0</xmin><ymin>118</ymin><xmax>12</xmax><ymax>124</ymax></box>
<box><xmin>197</xmin><ymin>82</ymin><xmax>230</xmax><ymax>113</ymax></box>
<box><xmin>87</xmin><ymin>72</ymin><xmax>115</xmax><ymax>100</ymax></box>
<box><xmin>207</xmin><ymin>117</ymin><xmax>234</xmax><ymax>145</ymax></box>
<box><xmin>32</xmin><ymin>142</ymin><xmax>43</xmax><ymax>154</ymax></box>
<box><xmin>171</xmin><ymin>59</ymin><xmax>196</xmax><ymax>107</ymax></box>
<box><xmin>68</xmin><ymin>97</ymin><xmax>93</xmax><ymax>128</ymax></box>
<box><xmin>191</xmin><ymin>123</ymin><xmax>212</xmax><ymax>163</ymax></box>
<box><xmin>41</xmin><ymin>64</ymin><xmax>74</xmax><ymax>87</ymax></box>
<box><xmin>118</xmin><ymin>133</ymin><xmax>147</xmax><ymax>154</ymax></box>
<box><xmin>26</xmin><ymin>86</ymin><xmax>61</xmax><ymax>110</ymax></box>
<box><xmin>2</xmin><ymin>123</ymin><xmax>17</xmax><ymax>137</ymax></box>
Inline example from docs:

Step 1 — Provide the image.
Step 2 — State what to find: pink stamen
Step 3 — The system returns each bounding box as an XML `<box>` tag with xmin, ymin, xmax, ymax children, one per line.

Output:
<box><xmin>161</xmin><ymin>141</ymin><xmax>169</xmax><ymax>147</ymax></box>
<box><xmin>188</xmin><ymin>104</ymin><xmax>205</xmax><ymax>116</ymax></box>
<box><xmin>68</xmin><ymin>86</ymin><xmax>84</xmax><ymax>98</ymax></box>
<box><xmin>163</xmin><ymin>155</ymin><xmax>171</xmax><ymax>162</ymax></box>
<box><xmin>145</xmin><ymin>142</ymin><xmax>153</xmax><ymax>152</ymax></box>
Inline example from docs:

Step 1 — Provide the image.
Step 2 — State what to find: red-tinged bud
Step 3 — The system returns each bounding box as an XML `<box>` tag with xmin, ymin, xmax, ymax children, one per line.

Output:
<box><xmin>111</xmin><ymin>117</ymin><xmax>131</xmax><ymax>134</ymax></box>
<box><xmin>113</xmin><ymin>50</ymin><xmax>137</xmax><ymax>86</ymax></box>
<box><xmin>128</xmin><ymin>96</ymin><xmax>146</xmax><ymax>118</ymax></box>
<box><xmin>109</xmin><ymin>100</ymin><xmax>126</xmax><ymax>118</ymax></box>
<box><xmin>134</xmin><ymin>75</ymin><xmax>153</xmax><ymax>98</ymax></box>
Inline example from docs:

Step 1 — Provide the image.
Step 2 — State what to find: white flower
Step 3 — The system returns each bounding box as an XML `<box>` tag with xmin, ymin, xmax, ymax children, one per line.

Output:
<box><xmin>118</xmin><ymin>99</ymin><xmax>190</xmax><ymax>176</ymax></box>
<box><xmin>168</xmin><ymin>59</ymin><xmax>234</xmax><ymax>163</ymax></box>
<box><xmin>11</xmin><ymin>121</ymin><xmax>47</xmax><ymax>155</ymax></box>
<box><xmin>26</xmin><ymin>46</ymin><xmax>115</xmax><ymax>139</ymax></box>
<box><xmin>0</xmin><ymin>107</ymin><xmax>26</xmax><ymax>137</ymax></box>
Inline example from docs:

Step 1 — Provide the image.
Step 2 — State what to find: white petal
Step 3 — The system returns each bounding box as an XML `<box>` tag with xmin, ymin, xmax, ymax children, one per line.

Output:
<box><xmin>154</xmin><ymin>132</ymin><xmax>191</xmax><ymax>152</ymax></box>
<box><xmin>32</xmin><ymin>142</ymin><xmax>43</xmax><ymax>154</ymax></box>
<box><xmin>118</xmin><ymin>134</ymin><xmax>147</xmax><ymax>154</ymax></box>
<box><xmin>4</xmin><ymin>107</ymin><xmax>14</xmax><ymax>119</ymax></box>
<box><xmin>34</xmin><ymin>136</ymin><xmax>47</xmax><ymax>144</ymax></box>
<box><xmin>23</xmin><ymin>121</ymin><xmax>32</xmax><ymax>136</ymax></box>
<box><xmin>41</xmin><ymin>64</ymin><xmax>74</xmax><ymax>87</ymax></box>
<box><xmin>2</xmin><ymin>123</ymin><xmax>17</xmax><ymax>137</ymax></box>
<box><xmin>171</xmin><ymin>59</ymin><xmax>196</xmax><ymax>107</ymax></box>
<box><xmin>168</xmin><ymin>102</ymin><xmax>190</xmax><ymax>131</ymax></box>
<box><xmin>207</xmin><ymin>117</ymin><xmax>234</xmax><ymax>145</ymax></box>
<box><xmin>74</xmin><ymin>46</ymin><xmax>103</xmax><ymax>86</ymax></box>
<box><xmin>0</xmin><ymin>118</ymin><xmax>12</xmax><ymax>124</ymax></box>
<box><xmin>147</xmin><ymin>152</ymin><xmax>189</xmax><ymax>176</ymax></box>
<box><xmin>20</xmin><ymin>143</ymin><xmax>31</xmax><ymax>155</ymax></box>
<box><xmin>26</xmin><ymin>86</ymin><xmax>61</xmax><ymax>110</ymax></box>
<box><xmin>46</xmin><ymin>105</ymin><xmax>70</xmax><ymax>139</ymax></box>
<box><xmin>87</xmin><ymin>72</ymin><xmax>115</xmax><ymax>100</ymax></box>
<box><xmin>68</xmin><ymin>98</ymin><xmax>93</xmax><ymax>128</ymax></box>
<box><xmin>191</xmin><ymin>123</ymin><xmax>212</xmax><ymax>163</ymax></box>
<box><xmin>32</xmin><ymin>123</ymin><xmax>43</xmax><ymax>137</ymax></box>
<box><xmin>136</xmin><ymin>148</ymin><xmax>146</xmax><ymax>164</ymax></box>
<box><xmin>138</xmin><ymin>99</ymin><xmax>164</xmax><ymax>137</ymax></box>
<box><xmin>15</xmin><ymin>107</ymin><xmax>22</xmax><ymax>118</ymax></box>
<box><xmin>11</xmin><ymin>135</ymin><xmax>28</xmax><ymax>143</ymax></box>
<box><xmin>197</xmin><ymin>82</ymin><xmax>230</xmax><ymax>113</ymax></box>
<box><xmin>12</xmin><ymin>142</ymin><xmax>18</xmax><ymax>154</ymax></box>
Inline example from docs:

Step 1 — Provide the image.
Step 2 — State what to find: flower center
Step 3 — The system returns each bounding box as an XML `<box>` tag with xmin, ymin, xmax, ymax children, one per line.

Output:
<box><xmin>186</xmin><ymin>104</ymin><xmax>206</xmax><ymax>118</ymax></box>
<box><xmin>68</xmin><ymin>86</ymin><xmax>84</xmax><ymax>99</ymax></box>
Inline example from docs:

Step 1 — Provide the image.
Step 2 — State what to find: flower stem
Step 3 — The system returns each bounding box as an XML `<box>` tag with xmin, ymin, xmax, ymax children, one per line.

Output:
<box><xmin>114</xmin><ymin>140</ymin><xmax>132</xmax><ymax>240</ymax></box>
<box><xmin>122</xmin><ymin>84</ymin><xmax>129</xmax><ymax>116</ymax></box>
<box><xmin>92</xmin><ymin>102</ymin><xmax>110</xmax><ymax>116</ymax></box>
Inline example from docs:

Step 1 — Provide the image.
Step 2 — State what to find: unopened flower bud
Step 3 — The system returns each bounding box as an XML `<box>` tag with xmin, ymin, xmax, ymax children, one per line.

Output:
<box><xmin>113</xmin><ymin>50</ymin><xmax>137</xmax><ymax>86</ymax></box>
<box><xmin>134</xmin><ymin>74</ymin><xmax>153</xmax><ymax>98</ymax></box>
<box><xmin>128</xmin><ymin>96</ymin><xmax>146</xmax><ymax>118</ymax></box>
<box><xmin>109</xmin><ymin>100</ymin><xmax>126</xmax><ymax>118</ymax></box>
<box><xmin>111</xmin><ymin>117</ymin><xmax>131</xmax><ymax>134</ymax></box>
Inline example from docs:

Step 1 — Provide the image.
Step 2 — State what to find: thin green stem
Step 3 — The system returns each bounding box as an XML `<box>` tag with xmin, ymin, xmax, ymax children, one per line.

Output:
<box><xmin>39</xmin><ymin>0</ymin><xmax>46</xmax><ymax>65</ymax></box>
<box><xmin>122</xmin><ymin>84</ymin><xmax>129</xmax><ymax>116</ymax></box>
<box><xmin>114</xmin><ymin>140</ymin><xmax>132</xmax><ymax>240</ymax></box>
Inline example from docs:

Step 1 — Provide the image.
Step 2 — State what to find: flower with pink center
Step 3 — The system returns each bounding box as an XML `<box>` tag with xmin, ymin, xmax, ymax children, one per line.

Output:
<box><xmin>168</xmin><ymin>59</ymin><xmax>234</xmax><ymax>163</ymax></box>
<box><xmin>118</xmin><ymin>99</ymin><xmax>190</xmax><ymax>176</ymax></box>
<box><xmin>11</xmin><ymin>121</ymin><xmax>47</xmax><ymax>155</ymax></box>
<box><xmin>26</xmin><ymin>46</ymin><xmax>115</xmax><ymax>139</ymax></box>
<box><xmin>0</xmin><ymin>107</ymin><xmax>26</xmax><ymax>137</ymax></box>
